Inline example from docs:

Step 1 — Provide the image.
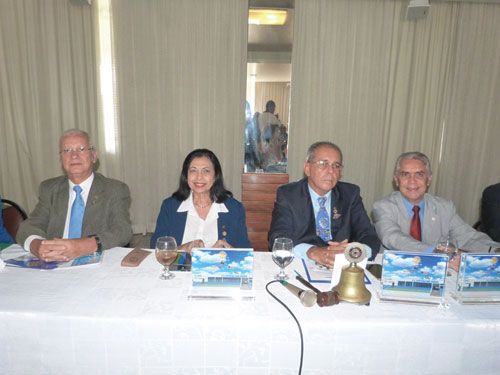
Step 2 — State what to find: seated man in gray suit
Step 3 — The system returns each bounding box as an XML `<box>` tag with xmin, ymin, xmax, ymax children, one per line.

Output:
<box><xmin>17</xmin><ymin>129</ymin><xmax>133</xmax><ymax>262</ymax></box>
<box><xmin>373</xmin><ymin>152</ymin><xmax>500</xmax><ymax>264</ymax></box>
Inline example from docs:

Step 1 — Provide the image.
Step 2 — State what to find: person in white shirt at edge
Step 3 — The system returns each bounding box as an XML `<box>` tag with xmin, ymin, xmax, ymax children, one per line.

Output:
<box><xmin>16</xmin><ymin>129</ymin><xmax>132</xmax><ymax>262</ymax></box>
<box><xmin>372</xmin><ymin>151</ymin><xmax>500</xmax><ymax>271</ymax></box>
<box><xmin>257</xmin><ymin>100</ymin><xmax>283</xmax><ymax>147</ymax></box>
<box><xmin>150</xmin><ymin>149</ymin><xmax>251</xmax><ymax>252</ymax></box>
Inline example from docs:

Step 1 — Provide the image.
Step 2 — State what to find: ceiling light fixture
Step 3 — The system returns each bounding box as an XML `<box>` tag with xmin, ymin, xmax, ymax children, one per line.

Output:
<box><xmin>249</xmin><ymin>9</ymin><xmax>287</xmax><ymax>25</ymax></box>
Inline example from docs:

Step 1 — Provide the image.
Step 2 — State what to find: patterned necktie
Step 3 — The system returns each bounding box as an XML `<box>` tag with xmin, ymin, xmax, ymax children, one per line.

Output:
<box><xmin>68</xmin><ymin>185</ymin><xmax>84</xmax><ymax>239</ymax></box>
<box><xmin>410</xmin><ymin>205</ymin><xmax>422</xmax><ymax>241</ymax></box>
<box><xmin>316</xmin><ymin>197</ymin><xmax>332</xmax><ymax>242</ymax></box>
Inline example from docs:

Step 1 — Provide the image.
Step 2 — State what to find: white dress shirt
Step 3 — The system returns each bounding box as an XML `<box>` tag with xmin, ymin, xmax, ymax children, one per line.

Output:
<box><xmin>24</xmin><ymin>174</ymin><xmax>94</xmax><ymax>251</ymax></box>
<box><xmin>179</xmin><ymin>192</ymin><xmax>228</xmax><ymax>248</ymax></box>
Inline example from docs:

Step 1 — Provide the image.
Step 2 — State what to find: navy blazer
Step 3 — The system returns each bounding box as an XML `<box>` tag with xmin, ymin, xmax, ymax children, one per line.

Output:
<box><xmin>0</xmin><ymin>196</ymin><xmax>15</xmax><ymax>244</ymax></box>
<box><xmin>151</xmin><ymin>196</ymin><xmax>251</xmax><ymax>249</ymax></box>
<box><xmin>481</xmin><ymin>183</ymin><xmax>500</xmax><ymax>242</ymax></box>
<box><xmin>269</xmin><ymin>178</ymin><xmax>380</xmax><ymax>259</ymax></box>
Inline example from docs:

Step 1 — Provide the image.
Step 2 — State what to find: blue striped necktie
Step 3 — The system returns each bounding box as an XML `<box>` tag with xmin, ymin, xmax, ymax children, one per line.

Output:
<box><xmin>68</xmin><ymin>185</ymin><xmax>84</xmax><ymax>239</ymax></box>
<box><xmin>316</xmin><ymin>197</ymin><xmax>332</xmax><ymax>242</ymax></box>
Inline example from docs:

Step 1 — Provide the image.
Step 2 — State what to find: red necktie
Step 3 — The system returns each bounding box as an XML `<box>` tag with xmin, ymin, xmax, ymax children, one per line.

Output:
<box><xmin>410</xmin><ymin>206</ymin><xmax>422</xmax><ymax>241</ymax></box>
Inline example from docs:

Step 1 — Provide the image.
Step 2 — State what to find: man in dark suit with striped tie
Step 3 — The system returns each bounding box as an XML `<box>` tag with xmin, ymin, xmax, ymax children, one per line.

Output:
<box><xmin>17</xmin><ymin>129</ymin><xmax>132</xmax><ymax>262</ymax></box>
<box><xmin>269</xmin><ymin>141</ymin><xmax>380</xmax><ymax>268</ymax></box>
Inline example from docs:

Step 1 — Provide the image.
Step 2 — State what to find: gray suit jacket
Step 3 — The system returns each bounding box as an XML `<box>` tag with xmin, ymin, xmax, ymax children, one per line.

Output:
<box><xmin>17</xmin><ymin>173</ymin><xmax>132</xmax><ymax>250</ymax></box>
<box><xmin>372</xmin><ymin>191</ymin><xmax>500</xmax><ymax>253</ymax></box>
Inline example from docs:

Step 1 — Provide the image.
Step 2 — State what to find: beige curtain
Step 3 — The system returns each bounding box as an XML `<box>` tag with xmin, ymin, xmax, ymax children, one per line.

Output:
<box><xmin>0</xmin><ymin>0</ymin><xmax>97</xmax><ymax>211</ymax></box>
<box><xmin>2</xmin><ymin>0</ymin><xmax>499</xmax><ymax>234</ymax></box>
<box><xmin>289</xmin><ymin>0</ymin><xmax>500</xmax><ymax>224</ymax></box>
<box><xmin>434</xmin><ymin>2</ymin><xmax>500</xmax><ymax>222</ymax></box>
<box><xmin>0</xmin><ymin>0</ymin><xmax>247</xmax><ymax>234</ymax></box>
<box><xmin>107</xmin><ymin>0</ymin><xmax>248</xmax><ymax>233</ymax></box>
<box><xmin>254</xmin><ymin>82</ymin><xmax>291</xmax><ymax>126</ymax></box>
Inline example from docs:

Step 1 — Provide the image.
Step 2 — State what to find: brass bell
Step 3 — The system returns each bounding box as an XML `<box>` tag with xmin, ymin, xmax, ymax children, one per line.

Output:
<box><xmin>332</xmin><ymin>243</ymin><xmax>372</xmax><ymax>305</ymax></box>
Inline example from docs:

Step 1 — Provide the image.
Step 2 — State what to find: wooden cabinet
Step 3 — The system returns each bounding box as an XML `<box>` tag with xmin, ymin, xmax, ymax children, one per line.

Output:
<box><xmin>241</xmin><ymin>173</ymin><xmax>289</xmax><ymax>251</ymax></box>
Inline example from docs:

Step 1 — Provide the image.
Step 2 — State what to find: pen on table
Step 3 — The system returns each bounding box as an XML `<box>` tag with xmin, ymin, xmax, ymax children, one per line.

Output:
<box><xmin>294</xmin><ymin>270</ymin><xmax>321</xmax><ymax>294</ymax></box>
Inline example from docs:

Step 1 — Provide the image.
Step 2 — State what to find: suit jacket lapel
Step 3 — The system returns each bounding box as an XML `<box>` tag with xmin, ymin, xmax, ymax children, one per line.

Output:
<box><xmin>330</xmin><ymin>185</ymin><xmax>341</xmax><ymax>235</ymax></box>
<box><xmin>395</xmin><ymin>192</ymin><xmax>411</xmax><ymax>235</ymax></box>
<box><xmin>300</xmin><ymin>179</ymin><xmax>317</xmax><ymax>237</ymax></box>
<box><xmin>82</xmin><ymin>173</ymin><xmax>103</xmax><ymax>235</ymax></box>
<box><xmin>53</xmin><ymin>177</ymin><xmax>70</xmax><ymax>238</ymax></box>
<box><xmin>423</xmin><ymin>194</ymin><xmax>440</xmax><ymax>244</ymax></box>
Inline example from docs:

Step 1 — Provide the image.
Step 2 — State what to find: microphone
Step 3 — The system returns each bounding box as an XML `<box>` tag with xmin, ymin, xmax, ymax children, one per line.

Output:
<box><xmin>281</xmin><ymin>281</ymin><xmax>317</xmax><ymax>307</ymax></box>
<box><xmin>294</xmin><ymin>273</ymin><xmax>340</xmax><ymax>307</ymax></box>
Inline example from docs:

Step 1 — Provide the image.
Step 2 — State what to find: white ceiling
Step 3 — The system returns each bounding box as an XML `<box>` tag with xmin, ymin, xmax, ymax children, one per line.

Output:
<box><xmin>247</xmin><ymin>3</ymin><xmax>293</xmax><ymax>82</ymax></box>
<box><xmin>247</xmin><ymin>63</ymin><xmax>291</xmax><ymax>82</ymax></box>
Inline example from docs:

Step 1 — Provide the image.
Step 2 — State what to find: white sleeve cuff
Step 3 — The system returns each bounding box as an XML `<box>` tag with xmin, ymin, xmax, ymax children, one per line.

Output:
<box><xmin>24</xmin><ymin>235</ymin><xmax>45</xmax><ymax>252</ymax></box>
<box><xmin>293</xmin><ymin>243</ymin><xmax>314</xmax><ymax>260</ymax></box>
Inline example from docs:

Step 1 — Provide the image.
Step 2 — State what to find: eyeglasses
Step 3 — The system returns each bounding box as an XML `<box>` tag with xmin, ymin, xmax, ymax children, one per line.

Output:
<box><xmin>60</xmin><ymin>146</ymin><xmax>94</xmax><ymax>154</ymax></box>
<box><xmin>397</xmin><ymin>171</ymin><xmax>427</xmax><ymax>180</ymax></box>
<box><xmin>310</xmin><ymin>160</ymin><xmax>343</xmax><ymax>171</ymax></box>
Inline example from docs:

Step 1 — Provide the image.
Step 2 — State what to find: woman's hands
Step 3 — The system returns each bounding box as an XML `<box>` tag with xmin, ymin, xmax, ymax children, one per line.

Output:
<box><xmin>179</xmin><ymin>239</ymin><xmax>233</xmax><ymax>253</ymax></box>
<box><xmin>178</xmin><ymin>239</ymin><xmax>204</xmax><ymax>254</ymax></box>
<box><xmin>212</xmin><ymin>239</ymin><xmax>232</xmax><ymax>248</ymax></box>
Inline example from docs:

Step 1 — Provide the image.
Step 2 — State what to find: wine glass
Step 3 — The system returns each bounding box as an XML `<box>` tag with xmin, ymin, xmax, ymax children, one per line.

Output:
<box><xmin>435</xmin><ymin>234</ymin><xmax>458</xmax><ymax>276</ymax></box>
<box><xmin>155</xmin><ymin>236</ymin><xmax>178</xmax><ymax>280</ymax></box>
<box><xmin>272</xmin><ymin>237</ymin><xmax>294</xmax><ymax>280</ymax></box>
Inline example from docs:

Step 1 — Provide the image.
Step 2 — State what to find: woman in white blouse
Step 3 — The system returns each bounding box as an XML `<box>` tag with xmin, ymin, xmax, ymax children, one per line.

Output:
<box><xmin>151</xmin><ymin>149</ymin><xmax>251</xmax><ymax>252</ymax></box>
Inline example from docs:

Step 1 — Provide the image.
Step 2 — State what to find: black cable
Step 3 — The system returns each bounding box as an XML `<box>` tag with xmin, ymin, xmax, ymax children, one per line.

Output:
<box><xmin>265</xmin><ymin>279</ymin><xmax>304</xmax><ymax>375</ymax></box>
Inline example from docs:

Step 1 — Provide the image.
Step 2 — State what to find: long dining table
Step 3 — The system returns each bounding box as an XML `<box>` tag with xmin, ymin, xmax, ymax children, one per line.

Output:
<box><xmin>1</xmin><ymin>244</ymin><xmax>498</xmax><ymax>375</ymax></box>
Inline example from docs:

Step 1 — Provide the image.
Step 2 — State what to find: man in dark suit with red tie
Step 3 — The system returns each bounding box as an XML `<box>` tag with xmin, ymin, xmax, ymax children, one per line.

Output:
<box><xmin>269</xmin><ymin>141</ymin><xmax>380</xmax><ymax>268</ymax></box>
<box><xmin>373</xmin><ymin>152</ymin><xmax>500</xmax><ymax>263</ymax></box>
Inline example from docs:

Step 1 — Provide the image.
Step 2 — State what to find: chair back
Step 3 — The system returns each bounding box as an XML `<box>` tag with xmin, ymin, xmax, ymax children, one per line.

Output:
<box><xmin>241</xmin><ymin>173</ymin><xmax>289</xmax><ymax>251</ymax></box>
<box><xmin>1</xmin><ymin>199</ymin><xmax>28</xmax><ymax>240</ymax></box>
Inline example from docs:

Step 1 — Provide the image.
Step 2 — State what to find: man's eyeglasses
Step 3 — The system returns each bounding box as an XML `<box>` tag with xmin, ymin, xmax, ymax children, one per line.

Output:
<box><xmin>60</xmin><ymin>146</ymin><xmax>94</xmax><ymax>154</ymax></box>
<box><xmin>310</xmin><ymin>160</ymin><xmax>343</xmax><ymax>171</ymax></box>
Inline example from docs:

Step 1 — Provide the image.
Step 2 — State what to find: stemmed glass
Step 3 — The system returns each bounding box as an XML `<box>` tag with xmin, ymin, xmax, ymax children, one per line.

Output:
<box><xmin>155</xmin><ymin>236</ymin><xmax>178</xmax><ymax>280</ymax></box>
<box><xmin>435</xmin><ymin>234</ymin><xmax>458</xmax><ymax>276</ymax></box>
<box><xmin>272</xmin><ymin>237</ymin><xmax>294</xmax><ymax>280</ymax></box>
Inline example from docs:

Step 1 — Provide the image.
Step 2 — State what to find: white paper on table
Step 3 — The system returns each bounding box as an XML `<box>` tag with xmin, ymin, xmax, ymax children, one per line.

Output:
<box><xmin>301</xmin><ymin>253</ymin><xmax>368</xmax><ymax>285</ymax></box>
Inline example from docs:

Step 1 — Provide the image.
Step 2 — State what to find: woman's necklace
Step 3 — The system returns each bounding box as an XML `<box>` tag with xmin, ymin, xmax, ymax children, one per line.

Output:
<box><xmin>194</xmin><ymin>201</ymin><xmax>211</xmax><ymax>209</ymax></box>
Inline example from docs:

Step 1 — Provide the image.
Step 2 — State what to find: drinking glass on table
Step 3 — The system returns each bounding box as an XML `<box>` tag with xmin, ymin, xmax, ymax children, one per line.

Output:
<box><xmin>155</xmin><ymin>236</ymin><xmax>178</xmax><ymax>280</ymax></box>
<box><xmin>435</xmin><ymin>234</ymin><xmax>458</xmax><ymax>276</ymax></box>
<box><xmin>272</xmin><ymin>237</ymin><xmax>294</xmax><ymax>280</ymax></box>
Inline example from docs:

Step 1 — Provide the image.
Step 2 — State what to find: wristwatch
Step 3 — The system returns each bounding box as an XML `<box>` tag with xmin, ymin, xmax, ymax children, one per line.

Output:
<box><xmin>89</xmin><ymin>235</ymin><xmax>102</xmax><ymax>252</ymax></box>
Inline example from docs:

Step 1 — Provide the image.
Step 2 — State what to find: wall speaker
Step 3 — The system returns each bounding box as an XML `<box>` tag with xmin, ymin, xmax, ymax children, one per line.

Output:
<box><xmin>406</xmin><ymin>0</ymin><xmax>430</xmax><ymax>20</ymax></box>
<box><xmin>69</xmin><ymin>0</ymin><xmax>91</xmax><ymax>5</ymax></box>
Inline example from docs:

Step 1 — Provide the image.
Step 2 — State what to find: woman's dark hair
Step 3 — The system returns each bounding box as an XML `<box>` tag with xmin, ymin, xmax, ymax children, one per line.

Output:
<box><xmin>172</xmin><ymin>149</ymin><xmax>233</xmax><ymax>203</ymax></box>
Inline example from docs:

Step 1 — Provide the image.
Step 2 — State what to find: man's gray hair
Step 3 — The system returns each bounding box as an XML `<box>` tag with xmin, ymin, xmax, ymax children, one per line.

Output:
<box><xmin>306</xmin><ymin>141</ymin><xmax>343</xmax><ymax>163</ymax></box>
<box><xmin>394</xmin><ymin>151</ymin><xmax>432</xmax><ymax>176</ymax></box>
<box><xmin>60</xmin><ymin>129</ymin><xmax>94</xmax><ymax>149</ymax></box>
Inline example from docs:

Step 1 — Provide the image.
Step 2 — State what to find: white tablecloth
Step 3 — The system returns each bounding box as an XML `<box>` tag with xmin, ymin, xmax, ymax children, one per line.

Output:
<box><xmin>1</xmin><ymin>245</ymin><xmax>498</xmax><ymax>375</ymax></box>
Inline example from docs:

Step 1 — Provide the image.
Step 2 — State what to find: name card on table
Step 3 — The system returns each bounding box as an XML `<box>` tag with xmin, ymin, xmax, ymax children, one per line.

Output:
<box><xmin>378</xmin><ymin>251</ymin><xmax>449</xmax><ymax>307</ymax></box>
<box><xmin>453</xmin><ymin>253</ymin><xmax>500</xmax><ymax>304</ymax></box>
<box><xmin>4</xmin><ymin>251</ymin><xmax>103</xmax><ymax>270</ymax></box>
<box><xmin>188</xmin><ymin>248</ymin><xmax>255</xmax><ymax>301</ymax></box>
